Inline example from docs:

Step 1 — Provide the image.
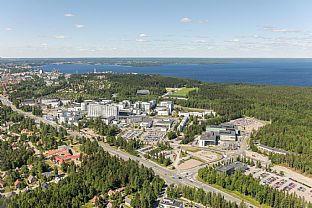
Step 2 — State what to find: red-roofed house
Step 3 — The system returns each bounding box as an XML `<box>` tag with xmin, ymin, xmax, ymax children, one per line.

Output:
<box><xmin>91</xmin><ymin>196</ymin><xmax>99</xmax><ymax>205</ymax></box>
<box><xmin>54</xmin><ymin>155</ymin><xmax>80</xmax><ymax>164</ymax></box>
<box><xmin>27</xmin><ymin>175</ymin><xmax>36</xmax><ymax>184</ymax></box>
<box><xmin>47</xmin><ymin>146</ymin><xmax>68</xmax><ymax>156</ymax></box>
<box><xmin>47</xmin><ymin>146</ymin><xmax>79</xmax><ymax>165</ymax></box>
<box><xmin>14</xmin><ymin>180</ymin><xmax>22</xmax><ymax>189</ymax></box>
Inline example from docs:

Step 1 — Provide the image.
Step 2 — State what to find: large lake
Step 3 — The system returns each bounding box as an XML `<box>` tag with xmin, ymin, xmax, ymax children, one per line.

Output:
<box><xmin>42</xmin><ymin>59</ymin><xmax>312</xmax><ymax>86</ymax></box>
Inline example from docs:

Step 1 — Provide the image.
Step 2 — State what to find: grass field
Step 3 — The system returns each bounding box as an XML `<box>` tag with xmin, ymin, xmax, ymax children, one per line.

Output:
<box><xmin>170</xmin><ymin>87</ymin><xmax>198</xmax><ymax>97</ymax></box>
<box><xmin>183</xmin><ymin>147</ymin><xmax>201</xmax><ymax>152</ymax></box>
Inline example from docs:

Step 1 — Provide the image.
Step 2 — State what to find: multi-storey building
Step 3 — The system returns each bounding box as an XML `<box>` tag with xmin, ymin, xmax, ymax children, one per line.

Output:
<box><xmin>87</xmin><ymin>103</ymin><xmax>119</xmax><ymax>119</ymax></box>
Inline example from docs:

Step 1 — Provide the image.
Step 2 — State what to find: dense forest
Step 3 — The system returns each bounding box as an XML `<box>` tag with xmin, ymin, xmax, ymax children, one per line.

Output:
<box><xmin>166</xmin><ymin>184</ymin><xmax>245</xmax><ymax>208</ymax></box>
<box><xmin>19</xmin><ymin>105</ymin><xmax>42</xmax><ymax>116</ymax></box>
<box><xmin>7</xmin><ymin>140</ymin><xmax>165</xmax><ymax>208</ymax></box>
<box><xmin>8</xmin><ymin>73</ymin><xmax>312</xmax><ymax>174</ymax></box>
<box><xmin>198</xmin><ymin>167</ymin><xmax>310</xmax><ymax>208</ymax></box>
<box><xmin>0</xmin><ymin>104</ymin><xmax>24</xmax><ymax>124</ymax></box>
<box><xmin>8</xmin><ymin>73</ymin><xmax>198</xmax><ymax>102</ymax></box>
<box><xmin>0</xmin><ymin>140</ymin><xmax>34</xmax><ymax>171</ymax></box>
<box><xmin>9</xmin><ymin>76</ymin><xmax>65</xmax><ymax>101</ymax></box>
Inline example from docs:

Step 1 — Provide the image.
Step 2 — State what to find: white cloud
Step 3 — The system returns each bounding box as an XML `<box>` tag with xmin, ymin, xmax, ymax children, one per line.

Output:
<box><xmin>5</xmin><ymin>27</ymin><xmax>13</xmax><ymax>31</ymax></box>
<box><xmin>40</xmin><ymin>43</ymin><xmax>48</xmax><ymax>50</ymax></box>
<box><xmin>64</xmin><ymin>13</ymin><xmax>75</xmax><ymax>17</ymax></box>
<box><xmin>136</xmin><ymin>34</ymin><xmax>149</xmax><ymax>42</ymax></box>
<box><xmin>136</xmin><ymin>38</ymin><xmax>147</xmax><ymax>42</ymax></box>
<box><xmin>78</xmin><ymin>48</ymin><xmax>96</xmax><ymax>52</ymax></box>
<box><xmin>139</xmin><ymin>33</ymin><xmax>148</xmax><ymax>37</ymax></box>
<box><xmin>54</xmin><ymin>35</ymin><xmax>66</xmax><ymax>39</ymax></box>
<box><xmin>198</xmin><ymin>19</ymin><xmax>209</xmax><ymax>24</ymax></box>
<box><xmin>180</xmin><ymin>17</ymin><xmax>192</xmax><ymax>23</ymax></box>
<box><xmin>264</xmin><ymin>26</ymin><xmax>300</xmax><ymax>33</ymax></box>
<box><xmin>194</xmin><ymin>40</ymin><xmax>207</xmax><ymax>43</ymax></box>
<box><xmin>75</xmin><ymin>24</ymin><xmax>85</xmax><ymax>28</ymax></box>
<box><xmin>226</xmin><ymin>38</ymin><xmax>240</xmax><ymax>43</ymax></box>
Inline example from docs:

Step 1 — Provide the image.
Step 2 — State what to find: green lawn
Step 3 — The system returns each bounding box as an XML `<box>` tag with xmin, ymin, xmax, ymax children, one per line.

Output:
<box><xmin>183</xmin><ymin>147</ymin><xmax>201</xmax><ymax>152</ymax></box>
<box><xmin>81</xmin><ymin>202</ymin><xmax>93</xmax><ymax>208</ymax></box>
<box><xmin>170</xmin><ymin>87</ymin><xmax>198</xmax><ymax>97</ymax></box>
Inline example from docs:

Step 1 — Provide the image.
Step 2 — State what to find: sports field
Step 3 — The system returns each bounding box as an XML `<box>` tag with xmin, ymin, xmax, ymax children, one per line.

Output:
<box><xmin>170</xmin><ymin>87</ymin><xmax>198</xmax><ymax>97</ymax></box>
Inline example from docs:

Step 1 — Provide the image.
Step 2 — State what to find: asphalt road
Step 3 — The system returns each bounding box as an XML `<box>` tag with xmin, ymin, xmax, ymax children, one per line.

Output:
<box><xmin>0</xmin><ymin>95</ymin><xmax>255</xmax><ymax>207</ymax></box>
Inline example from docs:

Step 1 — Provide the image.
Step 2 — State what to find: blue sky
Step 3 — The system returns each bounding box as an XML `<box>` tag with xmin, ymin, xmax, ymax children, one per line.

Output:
<box><xmin>0</xmin><ymin>0</ymin><xmax>311</xmax><ymax>58</ymax></box>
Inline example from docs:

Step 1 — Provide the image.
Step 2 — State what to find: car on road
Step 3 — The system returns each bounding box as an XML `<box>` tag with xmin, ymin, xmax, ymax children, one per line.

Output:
<box><xmin>297</xmin><ymin>186</ymin><xmax>306</xmax><ymax>192</ymax></box>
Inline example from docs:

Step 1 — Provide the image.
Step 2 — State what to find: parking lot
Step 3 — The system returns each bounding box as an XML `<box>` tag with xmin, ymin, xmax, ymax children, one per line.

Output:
<box><xmin>122</xmin><ymin>129</ymin><xmax>142</xmax><ymax>140</ymax></box>
<box><xmin>246</xmin><ymin>167</ymin><xmax>312</xmax><ymax>202</ymax></box>
<box><xmin>141</xmin><ymin>129</ymin><xmax>166</xmax><ymax>143</ymax></box>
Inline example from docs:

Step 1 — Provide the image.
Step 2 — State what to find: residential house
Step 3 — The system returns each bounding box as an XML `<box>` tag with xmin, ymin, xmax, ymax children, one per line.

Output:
<box><xmin>14</xmin><ymin>180</ymin><xmax>22</xmax><ymax>189</ymax></box>
<box><xmin>27</xmin><ymin>175</ymin><xmax>36</xmax><ymax>184</ymax></box>
<box><xmin>0</xmin><ymin>178</ymin><xmax>5</xmax><ymax>189</ymax></box>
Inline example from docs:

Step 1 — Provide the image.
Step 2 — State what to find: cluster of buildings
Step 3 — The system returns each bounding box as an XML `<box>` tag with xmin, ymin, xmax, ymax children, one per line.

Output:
<box><xmin>46</xmin><ymin>146</ymin><xmax>80</xmax><ymax>165</ymax></box>
<box><xmin>156</xmin><ymin>101</ymin><xmax>174</xmax><ymax>116</ymax></box>
<box><xmin>38</xmin><ymin>70</ymin><xmax>62</xmax><ymax>86</ymax></box>
<box><xmin>0</xmin><ymin>69</ymin><xmax>34</xmax><ymax>93</ymax></box>
<box><xmin>198</xmin><ymin>123</ymin><xmax>241</xmax><ymax>147</ymax></box>
<box><xmin>86</xmin><ymin>100</ymin><xmax>173</xmax><ymax>125</ymax></box>
<box><xmin>177</xmin><ymin>110</ymin><xmax>216</xmax><ymax>132</ymax></box>
<box><xmin>32</xmin><ymin>96</ymin><xmax>176</xmax><ymax>128</ymax></box>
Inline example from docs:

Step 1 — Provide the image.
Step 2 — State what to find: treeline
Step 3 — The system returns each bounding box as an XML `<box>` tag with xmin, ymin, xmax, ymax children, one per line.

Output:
<box><xmin>106</xmin><ymin>136</ymin><xmax>143</xmax><ymax>155</ymax></box>
<box><xmin>9</xmin><ymin>120</ymin><xmax>67</xmax><ymax>150</ymax></box>
<box><xmin>19</xmin><ymin>105</ymin><xmax>42</xmax><ymax>116</ymax></box>
<box><xmin>83</xmin><ymin>117</ymin><xmax>120</xmax><ymax>137</ymax></box>
<box><xmin>144</xmin><ymin>142</ymin><xmax>172</xmax><ymax>166</ymax></box>
<box><xmin>7</xmin><ymin>140</ymin><xmax>165</xmax><ymax>208</ymax></box>
<box><xmin>181</xmin><ymin>116</ymin><xmax>207</xmax><ymax>144</ymax></box>
<box><xmin>198</xmin><ymin>167</ymin><xmax>310</xmax><ymax>208</ymax></box>
<box><xmin>269</xmin><ymin>153</ymin><xmax>312</xmax><ymax>175</ymax></box>
<box><xmin>9</xmin><ymin>76</ymin><xmax>64</xmax><ymax>101</ymax></box>
<box><xmin>0</xmin><ymin>140</ymin><xmax>33</xmax><ymax>171</ymax></box>
<box><xmin>21</xmin><ymin>73</ymin><xmax>199</xmax><ymax>101</ymax></box>
<box><xmin>0</xmin><ymin>104</ymin><xmax>24</xmax><ymax>124</ymax></box>
<box><xmin>166</xmin><ymin>184</ymin><xmax>244</xmax><ymax>208</ymax></box>
<box><xmin>58</xmin><ymin>73</ymin><xmax>199</xmax><ymax>102</ymax></box>
<box><xmin>250</xmin><ymin>132</ymin><xmax>312</xmax><ymax>174</ymax></box>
